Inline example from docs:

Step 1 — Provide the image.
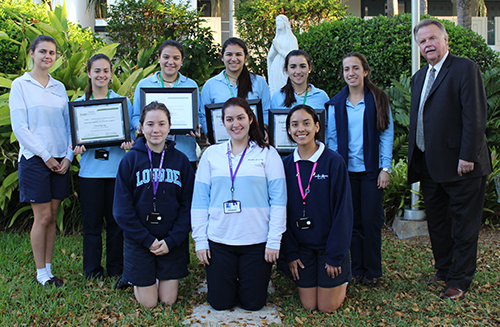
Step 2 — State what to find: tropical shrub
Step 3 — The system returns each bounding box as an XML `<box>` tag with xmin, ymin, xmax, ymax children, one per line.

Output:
<box><xmin>382</xmin><ymin>159</ymin><xmax>413</xmax><ymax>224</ymax></box>
<box><xmin>299</xmin><ymin>14</ymin><xmax>500</xmax><ymax>97</ymax></box>
<box><xmin>484</xmin><ymin>148</ymin><xmax>500</xmax><ymax>226</ymax></box>
<box><xmin>0</xmin><ymin>0</ymin><xmax>104</xmax><ymax>77</ymax></box>
<box><xmin>234</xmin><ymin>0</ymin><xmax>348</xmax><ymax>77</ymax></box>
<box><xmin>106</xmin><ymin>0</ymin><xmax>221</xmax><ymax>84</ymax></box>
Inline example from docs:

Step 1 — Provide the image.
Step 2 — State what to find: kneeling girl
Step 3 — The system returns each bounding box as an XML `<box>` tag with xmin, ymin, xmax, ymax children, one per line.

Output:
<box><xmin>281</xmin><ymin>105</ymin><xmax>353</xmax><ymax>312</ymax></box>
<box><xmin>114</xmin><ymin>101</ymin><xmax>195</xmax><ymax>307</ymax></box>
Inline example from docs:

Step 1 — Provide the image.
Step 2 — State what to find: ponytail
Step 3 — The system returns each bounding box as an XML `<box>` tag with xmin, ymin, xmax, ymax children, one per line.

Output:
<box><xmin>280</xmin><ymin>78</ymin><xmax>295</xmax><ymax>108</ymax></box>
<box><xmin>237</xmin><ymin>65</ymin><xmax>253</xmax><ymax>99</ymax></box>
<box><xmin>85</xmin><ymin>78</ymin><xmax>93</xmax><ymax>101</ymax></box>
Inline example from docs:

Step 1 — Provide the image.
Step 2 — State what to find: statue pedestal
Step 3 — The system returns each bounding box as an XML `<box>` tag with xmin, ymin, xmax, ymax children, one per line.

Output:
<box><xmin>392</xmin><ymin>209</ymin><xmax>428</xmax><ymax>239</ymax></box>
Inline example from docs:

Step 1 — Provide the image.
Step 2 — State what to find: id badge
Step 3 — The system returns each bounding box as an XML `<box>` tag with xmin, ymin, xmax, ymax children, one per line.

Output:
<box><xmin>296</xmin><ymin>217</ymin><xmax>313</xmax><ymax>230</ymax></box>
<box><xmin>95</xmin><ymin>149</ymin><xmax>109</xmax><ymax>161</ymax></box>
<box><xmin>223</xmin><ymin>200</ymin><xmax>241</xmax><ymax>214</ymax></box>
<box><xmin>146</xmin><ymin>212</ymin><xmax>164</xmax><ymax>224</ymax></box>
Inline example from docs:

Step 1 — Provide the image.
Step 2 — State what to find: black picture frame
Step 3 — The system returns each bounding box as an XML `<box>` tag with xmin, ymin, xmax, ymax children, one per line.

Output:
<box><xmin>69</xmin><ymin>97</ymin><xmax>131</xmax><ymax>148</ymax></box>
<box><xmin>268</xmin><ymin>108</ymin><xmax>326</xmax><ymax>154</ymax></box>
<box><xmin>204</xmin><ymin>99</ymin><xmax>264</xmax><ymax>144</ymax></box>
<box><xmin>140</xmin><ymin>87</ymin><xmax>198</xmax><ymax>134</ymax></box>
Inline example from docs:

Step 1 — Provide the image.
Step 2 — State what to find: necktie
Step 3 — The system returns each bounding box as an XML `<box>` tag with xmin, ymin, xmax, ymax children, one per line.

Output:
<box><xmin>416</xmin><ymin>67</ymin><xmax>436</xmax><ymax>151</ymax></box>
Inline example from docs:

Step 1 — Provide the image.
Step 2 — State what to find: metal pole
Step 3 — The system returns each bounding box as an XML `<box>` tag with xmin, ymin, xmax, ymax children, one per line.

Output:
<box><xmin>404</xmin><ymin>0</ymin><xmax>426</xmax><ymax>221</ymax></box>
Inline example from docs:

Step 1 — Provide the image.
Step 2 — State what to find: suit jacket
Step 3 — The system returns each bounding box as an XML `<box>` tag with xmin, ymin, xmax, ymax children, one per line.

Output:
<box><xmin>408</xmin><ymin>53</ymin><xmax>491</xmax><ymax>183</ymax></box>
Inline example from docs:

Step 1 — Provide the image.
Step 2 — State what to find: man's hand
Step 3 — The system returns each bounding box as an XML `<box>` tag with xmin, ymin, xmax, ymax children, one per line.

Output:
<box><xmin>457</xmin><ymin>159</ymin><xmax>475</xmax><ymax>176</ymax></box>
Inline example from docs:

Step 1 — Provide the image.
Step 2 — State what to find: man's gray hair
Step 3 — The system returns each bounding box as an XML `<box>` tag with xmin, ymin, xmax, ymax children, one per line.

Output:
<box><xmin>413</xmin><ymin>19</ymin><xmax>448</xmax><ymax>42</ymax></box>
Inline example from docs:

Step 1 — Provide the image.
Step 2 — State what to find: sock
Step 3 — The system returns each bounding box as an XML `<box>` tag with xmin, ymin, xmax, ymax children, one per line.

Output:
<box><xmin>36</xmin><ymin>268</ymin><xmax>50</xmax><ymax>285</ymax></box>
<box><xmin>46</xmin><ymin>263</ymin><xmax>54</xmax><ymax>278</ymax></box>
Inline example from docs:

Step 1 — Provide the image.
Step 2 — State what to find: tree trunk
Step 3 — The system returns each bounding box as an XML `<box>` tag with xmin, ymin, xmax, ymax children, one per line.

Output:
<box><xmin>387</xmin><ymin>0</ymin><xmax>399</xmax><ymax>17</ymax></box>
<box><xmin>457</xmin><ymin>0</ymin><xmax>472</xmax><ymax>29</ymax></box>
<box><xmin>420</xmin><ymin>0</ymin><xmax>428</xmax><ymax>15</ymax></box>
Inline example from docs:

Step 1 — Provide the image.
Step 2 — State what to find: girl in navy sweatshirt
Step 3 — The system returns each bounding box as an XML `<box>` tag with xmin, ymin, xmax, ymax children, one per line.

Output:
<box><xmin>281</xmin><ymin>105</ymin><xmax>353</xmax><ymax>312</ymax></box>
<box><xmin>114</xmin><ymin>101</ymin><xmax>194</xmax><ymax>308</ymax></box>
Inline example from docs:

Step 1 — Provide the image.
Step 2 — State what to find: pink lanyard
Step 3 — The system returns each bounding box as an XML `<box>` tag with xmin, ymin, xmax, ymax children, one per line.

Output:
<box><xmin>295</xmin><ymin>161</ymin><xmax>317</xmax><ymax>216</ymax></box>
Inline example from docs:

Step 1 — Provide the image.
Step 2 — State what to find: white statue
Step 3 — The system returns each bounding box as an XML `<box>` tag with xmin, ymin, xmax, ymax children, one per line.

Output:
<box><xmin>267</xmin><ymin>15</ymin><xmax>298</xmax><ymax>96</ymax></box>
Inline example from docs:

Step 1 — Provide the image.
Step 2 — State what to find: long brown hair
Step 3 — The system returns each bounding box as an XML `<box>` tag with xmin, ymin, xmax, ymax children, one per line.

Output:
<box><xmin>342</xmin><ymin>52</ymin><xmax>390</xmax><ymax>131</ymax></box>
<box><xmin>221</xmin><ymin>97</ymin><xmax>268</xmax><ymax>149</ymax></box>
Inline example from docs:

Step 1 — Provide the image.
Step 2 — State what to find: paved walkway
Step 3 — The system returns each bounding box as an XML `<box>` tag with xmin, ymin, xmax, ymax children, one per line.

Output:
<box><xmin>182</xmin><ymin>280</ymin><xmax>282</xmax><ymax>326</ymax></box>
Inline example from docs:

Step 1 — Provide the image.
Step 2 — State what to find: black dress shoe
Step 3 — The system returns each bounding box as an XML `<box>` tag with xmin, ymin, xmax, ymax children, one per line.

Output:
<box><xmin>50</xmin><ymin>276</ymin><xmax>65</xmax><ymax>287</ymax></box>
<box><xmin>352</xmin><ymin>274</ymin><xmax>364</xmax><ymax>284</ymax></box>
<box><xmin>361</xmin><ymin>276</ymin><xmax>379</xmax><ymax>285</ymax></box>
<box><xmin>441</xmin><ymin>286</ymin><xmax>464</xmax><ymax>300</ymax></box>
<box><xmin>114</xmin><ymin>275</ymin><xmax>131</xmax><ymax>290</ymax></box>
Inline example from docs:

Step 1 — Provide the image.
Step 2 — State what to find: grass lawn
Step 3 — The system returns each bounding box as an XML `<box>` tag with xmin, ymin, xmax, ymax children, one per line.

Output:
<box><xmin>0</xmin><ymin>227</ymin><xmax>499</xmax><ymax>326</ymax></box>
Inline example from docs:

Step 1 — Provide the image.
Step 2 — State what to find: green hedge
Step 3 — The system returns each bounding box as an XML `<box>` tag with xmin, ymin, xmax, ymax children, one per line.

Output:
<box><xmin>298</xmin><ymin>14</ymin><xmax>500</xmax><ymax>97</ymax></box>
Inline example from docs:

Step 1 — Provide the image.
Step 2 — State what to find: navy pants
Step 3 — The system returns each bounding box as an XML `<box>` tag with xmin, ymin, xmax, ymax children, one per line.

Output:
<box><xmin>206</xmin><ymin>241</ymin><xmax>272</xmax><ymax>311</ymax></box>
<box><xmin>349</xmin><ymin>172</ymin><xmax>385</xmax><ymax>279</ymax></box>
<box><xmin>80</xmin><ymin>177</ymin><xmax>123</xmax><ymax>278</ymax></box>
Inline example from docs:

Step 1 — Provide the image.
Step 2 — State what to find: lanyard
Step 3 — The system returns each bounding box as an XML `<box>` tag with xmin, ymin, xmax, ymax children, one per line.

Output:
<box><xmin>159</xmin><ymin>72</ymin><xmax>179</xmax><ymax>88</ymax></box>
<box><xmin>91</xmin><ymin>90</ymin><xmax>110</xmax><ymax>100</ymax></box>
<box><xmin>147</xmin><ymin>145</ymin><xmax>166</xmax><ymax>211</ymax></box>
<box><xmin>227</xmin><ymin>142</ymin><xmax>248</xmax><ymax>199</ymax></box>
<box><xmin>296</xmin><ymin>161</ymin><xmax>317</xmax><ymax>216</ymax></box>
<box><xmin>224</xmin><ymin>71</ymin><xmax>236</xmax><ymax>98</ymax></box>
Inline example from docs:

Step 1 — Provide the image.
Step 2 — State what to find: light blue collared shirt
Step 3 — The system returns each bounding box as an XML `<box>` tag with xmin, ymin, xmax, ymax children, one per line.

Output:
<box><xmin>132</xmin><ymin>71</ymin><xmax>201</xmax><ymax>161</ymax></box>
<box><xmin>199</xmin><ymin>70</ymin><xmax>271</xmax><ymax>132</ymax></box>
<box><xmin>75</xmin><ymin>90</ymin><xmax>133</xmax><ymax>178</ymax></box>
<box><xmin>326</xmin><ymin>99</ymin><xmax>394</xmax><ymax>171</ymax></box>
<box><xmin>271</xmin><ymin>84</ymin><xmax>329</xmax><ymax>110</ymax></box>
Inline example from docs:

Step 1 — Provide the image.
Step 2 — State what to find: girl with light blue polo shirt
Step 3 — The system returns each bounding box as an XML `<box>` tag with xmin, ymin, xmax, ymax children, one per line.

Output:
<box><xmin>270</xmin><ymin>50</ymin><xmax>329</xmax><ymax>110</ymax></box>
<box><xmin>200</xmin><ymin>37</ymin><xmax>271</xmax><ymax>133</ymax></box>
<box><xmin>73</xmin><ymin>54</ymin><xmax>133</xmax><ymax>284</ymax></box>
<box><xmin>326</xmin><ymin>52</ymin><xmax>393</xmax><ymax>286</ymax></box>
<box><xmin>132</xmin><ymin>40</ymin><xmax>200</xmax><ymax>171</ymax></box>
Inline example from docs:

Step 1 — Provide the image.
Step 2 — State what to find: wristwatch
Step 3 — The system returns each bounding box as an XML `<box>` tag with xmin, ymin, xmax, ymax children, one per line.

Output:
<box><xmin>382</xmin><ymin>167</ymin><xmax>391</xmax><ymax>174</ymax></box>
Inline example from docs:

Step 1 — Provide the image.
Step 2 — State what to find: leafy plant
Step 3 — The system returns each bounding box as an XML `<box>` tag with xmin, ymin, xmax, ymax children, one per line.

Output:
<box><xmin>234</xmin><ymin>0</ymin><xmax>348</xmax><ymax>77</ymax></box>
<box><xmin>181</xmin><ymin>27</ymin><xmax>223</xmax><ymax>86</ymax></box>
<box><xmin>483</xmin><ymin>148</ymin><xmax>500</xmax><ymax>226</ymax></box>
<box><xmin>382</xmin><ymin>159</ymin><xmax>415</xmax><ymax>224</ymax></box>
<box><xmin>0</xmin><ymin>0</ymin><xmax>104</xmax><ymax>78</ymax></box>
<box><xmin>387</xmin><ymin>74</ymin><xmax>411</xmax><ymax>163</ymax></box>
<box><xmin>482</xmin><ymin>67</ymin><xmax>500</xmax><ymax>152</ymax></box>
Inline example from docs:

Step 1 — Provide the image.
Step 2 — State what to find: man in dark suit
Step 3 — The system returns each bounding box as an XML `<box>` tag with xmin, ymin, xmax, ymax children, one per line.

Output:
<box><xmin>408</xmin><ymin>19</ymin><xmax>492</xmax><ymax>300</ymax></box>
